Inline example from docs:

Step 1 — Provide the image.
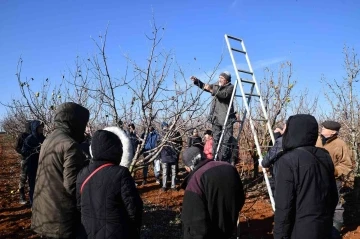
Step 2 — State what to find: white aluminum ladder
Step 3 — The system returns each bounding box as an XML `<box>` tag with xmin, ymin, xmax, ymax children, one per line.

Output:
<box><xmin>215</xmin><ymin>34</ymin><xmax>276</xmax><ymax>211</ymax></box>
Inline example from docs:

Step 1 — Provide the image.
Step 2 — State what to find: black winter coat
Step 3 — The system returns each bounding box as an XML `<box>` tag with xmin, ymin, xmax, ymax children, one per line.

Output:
<box><xmin>21</xmin><ymin>120</ymin><xmax>45</xmax><ymax>174</ymax></box>
<box><xmin>193</xmin><ymin>79</ymin><xmax>235</xmax><ymax>126</ymax></box>
<box><xmin>181</xmin><ymin>160</ymin><xmax>245</xmax><ymax>239</ymax></box>
<box><xmin>76</xmin><ymin>130</ymin><xmax>143</xmax><ymax>239</ymax></box>
<box><xmin>160</xmin><ymin>144</ymin><xmax>178</xmax><ymax>164</ymax></box>
<box><xmin>273</xmin><ymin>114</ymin><xmax>338</xmax><ymax>239</ymax></box>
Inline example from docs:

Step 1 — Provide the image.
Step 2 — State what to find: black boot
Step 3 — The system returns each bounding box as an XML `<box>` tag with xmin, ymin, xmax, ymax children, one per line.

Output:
<box><xmin>19</xmin><ymin>187</ymin><xmax>27</xmax><ymax>204</ymax></box>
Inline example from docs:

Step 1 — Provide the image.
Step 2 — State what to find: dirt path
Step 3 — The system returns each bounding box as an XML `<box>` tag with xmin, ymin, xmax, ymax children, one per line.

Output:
<box><xmin>1</xmin><ymin>135</ymin><xmax>359</xmax><ymax>238</ymax></box>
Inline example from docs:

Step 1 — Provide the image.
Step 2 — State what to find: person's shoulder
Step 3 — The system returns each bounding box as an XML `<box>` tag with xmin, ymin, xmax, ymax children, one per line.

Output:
<box><xmin>333</xmin><ymin>137</ymin><xmax>347</xmax><ymax>146</ymax></box>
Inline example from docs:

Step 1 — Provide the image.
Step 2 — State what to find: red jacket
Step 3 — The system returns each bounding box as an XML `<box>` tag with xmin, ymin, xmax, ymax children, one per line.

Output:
<box><xmin>204</xmin><ymin>138</ymin><xmax>214</xmax><ymax>160</ymax></box>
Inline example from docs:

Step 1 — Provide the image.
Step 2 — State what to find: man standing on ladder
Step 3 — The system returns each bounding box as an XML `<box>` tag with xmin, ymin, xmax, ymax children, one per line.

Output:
<box><xmin>191</xmin><ymin>71</ymin><xmax>235</xmax><ymax>162</ymax></box>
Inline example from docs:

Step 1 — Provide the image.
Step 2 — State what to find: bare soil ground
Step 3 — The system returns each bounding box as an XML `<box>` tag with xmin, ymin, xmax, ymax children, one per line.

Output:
<box><xmin>1</xmin><ymin>135</ymin><xmax>359</xmax><ymax>238</ymax></box>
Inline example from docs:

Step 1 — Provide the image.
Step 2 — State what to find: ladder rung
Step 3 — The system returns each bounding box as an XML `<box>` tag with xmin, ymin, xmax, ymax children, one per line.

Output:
<box><xmin>238</xmin><ymin>69</ymin><xmax>253</xmax><ymax>75</ymax></box>
<box><xmin>227</xmin><ymin>35</ymin><xmax>243</xmax><ymax>42</ymax></box>
<box><xmin>231</xmin><ymin>47</ymin><xmax>246</xmax><ymax>54</ymax></box>
<box><xmin>235</xmin><ymin>94</ymin><xmax>250</xmax><ymax>98</ymax></box>
<box><xmin>245</xmin><ymin>93</ymin><xmax>260</xmax><ymax>97</ymax></box>
<box><xmin>241</xmin><ymin>78</ymin><xmax>255</xmax><ymax>84</ymax></box>
<box><xmin>252</xmin><ymin>118</ymin><xmax>268</xmax><ymax>122</ymax></box>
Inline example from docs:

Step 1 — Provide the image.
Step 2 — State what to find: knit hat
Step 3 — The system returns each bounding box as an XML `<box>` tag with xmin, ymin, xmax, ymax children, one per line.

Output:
<box><xmin>182</xmin><ymin>146</ymin><xmax>205</xmax><ymax>170</ymax></box>
<box><xmin>322</xmin><ymin>121</ymin><xmax>341</xmax><ymax>131</ymax></box>
<box><xmin>204</xmin><ymin>129</ymin><xmax>212</xmax><ymax>136</ymax></box>
<box><xmin>220</xmin><ymin>71</ymin><xmax>231</xmax><ymax>82</ymax></box>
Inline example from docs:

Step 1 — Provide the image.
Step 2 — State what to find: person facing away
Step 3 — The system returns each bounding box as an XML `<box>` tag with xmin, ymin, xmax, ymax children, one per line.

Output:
<box><xmin>273</xmin><ymin>114</ymin><xmax>338</xmax><ymax>239</ymax></box>
<box><xmin>261</xmin><ymin>122</ymin><xmax>286</xmax><ymax>195</ymax></box>
<box><xmin>15</xmin><ymin>120</ymin><xmax>31</xmax><ymax>205</ymax></box>
<box><xmin>181</xmin><ymin>147</ymin><xmax>245</xmax><ymax>239</ymax></box>
<box><xmin>190</xmin><ymin>71</ymin><xmax>235</xmax><ymax>162</ymax></box>
<box><xmin>159</xmin><ymin>122</ymin><xmax>178</xmax><ymax>191</ymax></box>
<box><xmin>186</xmin><ymin>128</ymin><xmax>202</xmax><ymax>148</ymax></box>
<box><xmin>315</xmin><ymin>120</ymin><xmax>353</xmax><ymax>239</ymax></box>
<box><xmin>127</xmin><ymin>123</ymin><xmax>141</xmax><ymax>157</ymax></box>
<box><xmin>141</xmin><ymin>126</ymin><xmax>160</xmax><ymax>185</ymax></box>
<box><xmin>31</xmin><ymin>102</ymin><xmax>90</xmax><ymax>239</ymax></box>
<box><xmin>76</xmin><ymin>129</ymin><xmax>143</xmax><ymax>239</ymax></box>
<box><xmin>203</xmin><ymin>129</ymin><xmax>214</xmax><ymax>160</ymax></box>
<box><xmin>21</xmin><ymin>120</ymin><xmax>45</xmax><ymax>206</ymax></box>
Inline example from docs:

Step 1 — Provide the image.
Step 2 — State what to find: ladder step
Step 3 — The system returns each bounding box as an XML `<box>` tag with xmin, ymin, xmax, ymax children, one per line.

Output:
<box><xmin>235</xmin><ymin>94</ymin><xmax>250</xmax><ymax>98</ymax></box>
<box><xmin>235</xmin><ymin>93</ymin><xmax>260</xmax><ymax>98</ymax></box>
<box><xmin>231</xmin><ymin>47</ymin><xmax>246</xmax><ymax>54</ymax></box>
<box><xmin>252</xmin><ymin>118</ymin><xmax>268</xmax><ymax>122</ymax></box>
<box><xmin>238</xmin><ymin>69</ymin><xmax>253</xmax><ymax>75</ymax></box>
<box><xmin>245</xmin><ymin>93</ymin><xmax>260</xmax><ymax>97</ymax></box>
<box><xmin>241</xmin><ymin>78</ymin><xmax>255</xmax><ymax>84</ymax></box>
<box><xmin>227</xmin><ymin>35</ymin><xmax>243</xmax><ymax>42</ymax></box>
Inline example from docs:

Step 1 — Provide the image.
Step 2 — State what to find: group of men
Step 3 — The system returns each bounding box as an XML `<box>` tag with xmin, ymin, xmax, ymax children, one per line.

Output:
<box><xmin>13</xmin><ymin>70</ymin><xmax>355</xmax><ymax>239</ymax></box>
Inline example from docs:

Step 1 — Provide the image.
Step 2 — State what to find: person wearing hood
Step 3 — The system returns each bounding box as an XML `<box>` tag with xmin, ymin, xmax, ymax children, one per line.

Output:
<box><xmin>261</xmin><ymin>122</ymin><xmax>286</xmax><ymax>195</ymax></box>
<box><xmin>31</xmin><ymin>102</ymin><xmax>90</xmax><ymax>239</ymax></box>
<box><xmin>15</xmin><ymin>120</ymin><xmax>31</xmax><ymax>204</ymax></box>
<box><xmin>181</xmin><ymin>146</ymin><xmax>245</xmax><ymax>239</ymax></box>
<box><xmin>273</xmin><ymin>114</ymin><xmax>338</xmax><ymax>239</ymax></box>
<box><xmin>316</xmin><ymin>120</ymin><xmax>353</xmax><ymax>238</ymax></box>
<box><xmin>190</xmin><ymin>72</ymin><xmax>235</xmax><ymax>162</ymax></box>
<box><xmin>76</xmin><ymin>129</ymin><xmax>143</xmax><ymax>239</ymax></box>
<box><xmin>20</xmin><ymin>120</ymin><xmax>45</xmax><ymax>206</ymax></box>
<box><xmin>101</xmin><ymin>126</ymin><xmax>134</xmax><ymax>168</ymax></box>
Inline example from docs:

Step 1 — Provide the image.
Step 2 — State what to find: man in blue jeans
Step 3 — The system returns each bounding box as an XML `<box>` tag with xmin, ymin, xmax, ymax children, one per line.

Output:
<box><xmin>141</xmin><ymin>126</ymin><xmax>160</xmax><ymax>185</ymax></box>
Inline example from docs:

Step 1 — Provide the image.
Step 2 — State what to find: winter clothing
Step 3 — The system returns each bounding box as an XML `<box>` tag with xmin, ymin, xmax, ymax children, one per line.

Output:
<box><xmin>160</xmin><ymin>128</ymin><xmax>179</xmax><ymax>189</ymax></box>
<box><xmin>77</xmin><ymin>130</ymin><xmax>143</xmax><ymax>239</ymax></box>
<box><xmin>193</xmin><ymin>78</ymin><xmax>235</xmax><ymax>127</ymax></box>
<box><xmin>31</xmin><ymin>102</ymin><xmax>90</xmax><ymax>239</ymax></box>
<box><xmin>141</xmin><ymin>130</ymin><xmax>160</xmax><ymax>182</ymax></box>
<box><xmin>21</xmin><ymin>120</ymin><xmax>45</xmax><ymax>205</ymax></box>
<box><xmin>219</xmin><ymin>71</ymin><xmax>231</xmax><ymax>82</ymax></box>
<box><xmin>316</xmin><ymin>135</ymin><xmax>352</xmax><ymax>178</ymax></box>
<box><xmin>187</xmin><ymin>135</ymin><xmax>202</xmax><ymax>148</ymax></box>
<box><xmin>316</xmin><ymin>131</ymin><xmax>352</xmax><ymax>238</ymax></box>
<box><xmin>15</xmin><ymin>120</ymin><xmax>31</xmax><ymax>155</ymax></box>
<box><xmin>127</xmin><ymin>130</ymin><xmax>140</xmax><ymax>156</ymax></box>
<box><xmin>203</xmin><ymin>137</ymin><xmax>214</xmax><ymax>160</ymax></box>
<box><xmin>261</xmin><ymin>134</ymin><xmax>283</xmax><ymax>170</ymax></box>
<box><xmin>261</xmin><ymin>133</ymin><xmax>283</xmax><ymax>196</ymax></box>
<box><xmin>273</xmin><ymin>114</ymin><xmax>338</xmax><ymax>239</ymax></box>
<box><xmin>193</xmin><ymin>75</ymin><xmax>235</xmax><ymax>162</ymax></box>
<box><xmin>79</xmin><ymin>133</ymin><xmax>92</xmax><ymax>160</ymax></box>
<box><xmin>102</xmin><ymin>126</ymin><xmax>134</xmax><ymax>168</ymax></box>
<box><xmin>181</xmin><ymin>147</ymin><xmax>245</xmax><ymax>239</ymax></box>
<box><xmin>322</xmin><ymin>121</ymin><xmax>341</xmax><ymax>131</ymax></box>
<box><xmin>16</xmin><ymin>120</ymin><xmax>31</xmax><ymax>202</ymax></box>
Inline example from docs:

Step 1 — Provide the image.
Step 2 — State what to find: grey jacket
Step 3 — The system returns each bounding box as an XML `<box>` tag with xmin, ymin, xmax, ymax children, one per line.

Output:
<box><xmin>194</xmin><ymin>79</ymin><xmax>235</xmax><ymax>126</ymax></box>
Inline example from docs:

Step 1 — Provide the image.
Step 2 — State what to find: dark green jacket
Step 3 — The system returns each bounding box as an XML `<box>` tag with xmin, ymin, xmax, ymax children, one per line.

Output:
<box><xmin>31</xmin><ymin>102</ymin><xmax>89</xmax><ymax>238</ymax></box>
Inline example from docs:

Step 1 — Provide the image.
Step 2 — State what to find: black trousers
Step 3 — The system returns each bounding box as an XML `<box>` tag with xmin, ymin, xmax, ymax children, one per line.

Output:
<box><xmin>212</xmin><ymin>123</ymin><xmax>233</xmax><ymax>162</ymax></box>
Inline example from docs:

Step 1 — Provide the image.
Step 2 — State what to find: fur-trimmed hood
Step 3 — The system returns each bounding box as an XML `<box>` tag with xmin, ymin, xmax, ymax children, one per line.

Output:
<box><xmin>90</xmin><ymin>126</ymin><xmax>134</xmax><ymax>168</ymax></box>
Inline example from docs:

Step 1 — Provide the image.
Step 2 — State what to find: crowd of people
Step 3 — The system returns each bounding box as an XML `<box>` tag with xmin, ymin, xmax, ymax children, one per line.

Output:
<box><xmin>13</xmin><ymin>71</ymin><xmax>354</xmax><ymax>239</ymax></box>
